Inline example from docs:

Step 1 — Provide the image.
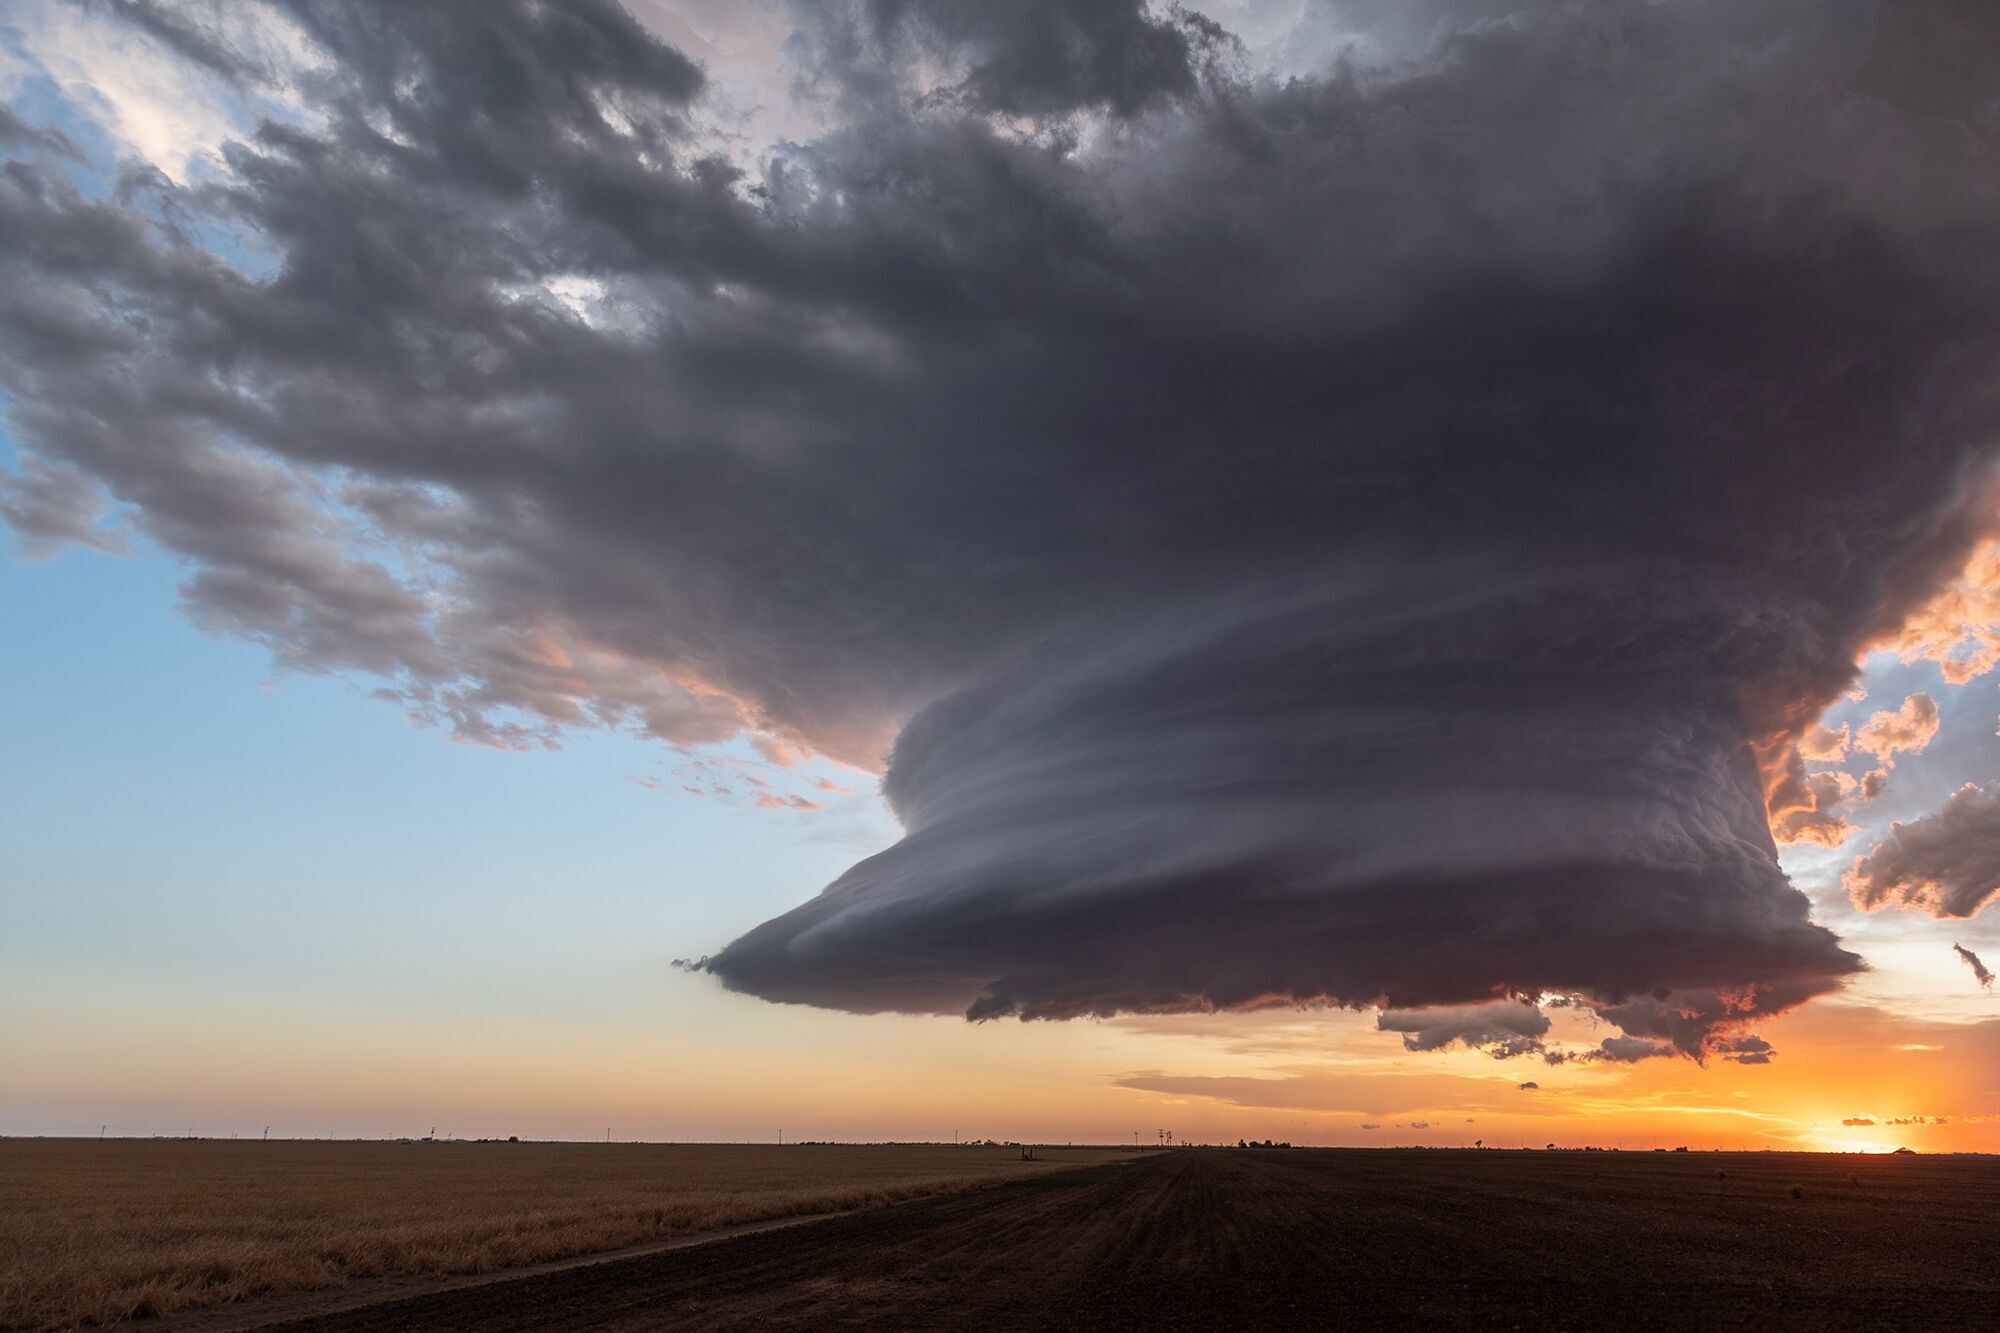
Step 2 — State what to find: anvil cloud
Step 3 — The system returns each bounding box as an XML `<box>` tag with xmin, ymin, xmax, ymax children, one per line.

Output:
<box><xmin>6</xmin><ymin>0</ymin><xmax>2000</xmax><ymax>1061</ymax></box>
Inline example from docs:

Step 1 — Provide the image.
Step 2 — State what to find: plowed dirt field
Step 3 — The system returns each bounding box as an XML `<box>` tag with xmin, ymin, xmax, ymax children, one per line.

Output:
<box><xmin>218</xmin><ymin>1148</ymin><xmax>2000</xmax><ymax>1331</ymax></box>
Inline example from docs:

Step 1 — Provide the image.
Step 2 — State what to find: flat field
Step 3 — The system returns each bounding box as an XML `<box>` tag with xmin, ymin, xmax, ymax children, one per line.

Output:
<box><xmin>0</xmin><ymin>1140</ymin><xmax>1128</xmax><ymax>1330</ymax></box>
<box><xmin>255</xmin><ymin>1148</ymin><xmax>1998</xmax><ymax>1331</ymax></box>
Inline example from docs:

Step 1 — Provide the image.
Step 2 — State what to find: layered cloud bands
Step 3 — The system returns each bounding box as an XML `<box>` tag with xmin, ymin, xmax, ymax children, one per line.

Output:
<box><xmin>8</xmin><ymin>1</ymin><xmax>2000</xmax><ymax>1057</ymax></box>
<box><xmin>712</xmin><ymin>574</ymin><xmax>1860</xmax><ymax>1046</ymax></box>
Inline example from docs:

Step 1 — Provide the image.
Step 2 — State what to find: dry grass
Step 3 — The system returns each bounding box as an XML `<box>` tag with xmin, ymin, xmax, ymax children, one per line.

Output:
<box><xmin>0</xmin><ymin>1139</ymin><xmax>1132</xmax><ymax>1330</ymax></box>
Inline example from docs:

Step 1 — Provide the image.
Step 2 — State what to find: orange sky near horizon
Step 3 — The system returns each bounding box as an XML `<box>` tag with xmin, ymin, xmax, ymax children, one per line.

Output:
<box><xmin>8</xmin><ymin>953</ymin><xmax>1995</xmax><ymax>1153</ymax></box>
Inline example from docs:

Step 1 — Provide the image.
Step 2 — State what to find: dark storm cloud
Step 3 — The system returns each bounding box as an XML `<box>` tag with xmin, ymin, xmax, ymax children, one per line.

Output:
<box><xmin>87</xmin><ymin>0</ymin><xmax>261</xmax><ymax>81</ymax></box>
<box><xmin>1592</xmin><ymin>1037</ymin><xmax>1676</xmax><ymax>1064</ymax></box>
<box><xmin>789</xmin><ymin>0</ymin><xmax>1219</xmax><ymax>118</ymax></box>
<box><xmin>8</xmin><ymin>1</ymin><xmax>2000</xmax><ymax>1057</ymax></box>
<box><xmin>1715</xmin><ymin>1035</ymin><xmax>1775</xmax><ymax>1066</ymax></box>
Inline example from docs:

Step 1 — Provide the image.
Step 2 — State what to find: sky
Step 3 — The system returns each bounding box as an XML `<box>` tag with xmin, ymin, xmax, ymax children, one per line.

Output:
<box><xmin>3</xmin><ymin>0</ymin><xmax>1999</xmax><ymax>1153</ymax></box>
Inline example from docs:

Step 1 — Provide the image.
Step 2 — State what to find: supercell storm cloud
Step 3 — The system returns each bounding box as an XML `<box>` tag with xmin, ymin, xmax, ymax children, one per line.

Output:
<box><xmin>5</xmin><ymin>1</ymin><xmax>2000</xmax><ymax>1060</ymax></box>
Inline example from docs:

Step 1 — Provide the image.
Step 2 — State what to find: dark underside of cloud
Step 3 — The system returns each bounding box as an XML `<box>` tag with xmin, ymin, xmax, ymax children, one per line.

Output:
<box><xmin>8</xmin><ymin>1</ymin><xmax>2000</xmax><ymax>1059</ymax></box>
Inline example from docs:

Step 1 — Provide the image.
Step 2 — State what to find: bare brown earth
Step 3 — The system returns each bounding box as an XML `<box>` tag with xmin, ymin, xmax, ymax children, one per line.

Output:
<box><xmin>220</xmin><ymin>1148</ymin><xmax>1999</xmax><ymax>1332</ymax></box>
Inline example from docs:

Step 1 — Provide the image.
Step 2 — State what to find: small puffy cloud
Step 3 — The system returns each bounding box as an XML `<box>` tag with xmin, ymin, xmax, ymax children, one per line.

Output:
<box><xmin>1861</xmin><ymin>769</ymin><xmax>1891</xmax><ymax>802</ymax></box>
<box><xmin>1595</xmin><ymin>1035</ymin><xmax>1677</xmax><ymax>1063</ymax></box>
<box><xmin>0</xmin><ymin>455</ymin><xmax>128</xmax><ymax>558</ymax></box>
<box><xmin>1769</xmin><ymin>764</ymin><xmax>1861</xmax><ymax>848</ymax></box>
<box><xmin>1376</xmin><ymin>1002</ymin><xmax>1550</xmax><ymax>1058</ymax></box>
<box><xmin>1589</xmin><ymin>986</ymin><xmax>1811</xmax><ymax>1062</ymax></box>
<box><xmin>1716</xmin><ymin>1034</ymin><xmax>1774</xmax><ymax>1065</ymax></box>
<box><xmin>1518</xmin><ymin>1081</ymin><xmax>1539</xmax><ymax>1091</ymax></box>
<box><xmin>1847</xmin><ymin>784</ymin><xmax>2000</xmax><ymax>919</ymax></box>
<box><xmin>1359</xmin><ymin>1122</ymin><xmax>1381</xmax><ymax>1130</ymax></box>
<box><xmin>1842</xmin><ymin>1116</ymin><xmax>1876</xmax><ymax>1126</ymax></box>
<box><xmin>1853</xmin><ymin>693</ymin><xmax>1941</xmax><ymax>767</ymax></box>
<box><xmin>1533</xmin><ymin>989</ymin><xmax>1783</xmax><ymax>1065</ymax></box>
<box><xmin>1798</xmin><ymin>723</ymin><xmax>1851</xmax><ymax>762</ymax></box>
<box><xmin>1954</xmin><ymin>942</ymin><xmax>1995</xmax><ymax>991</ymax></box>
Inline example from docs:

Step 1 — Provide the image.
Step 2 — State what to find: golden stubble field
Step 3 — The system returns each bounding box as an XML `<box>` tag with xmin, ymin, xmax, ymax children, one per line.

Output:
<box><xmin>0</xmin><ymin>1139</ymin><xmax>1132</xmax><ymax>1330</ymax></box>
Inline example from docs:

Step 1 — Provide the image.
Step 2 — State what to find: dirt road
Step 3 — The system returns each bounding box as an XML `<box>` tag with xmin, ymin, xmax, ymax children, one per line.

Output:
<box><xmin>230</xmin><ymin>1149</ymin><xmax>2000</xmax><ymax>1330</ymax></box>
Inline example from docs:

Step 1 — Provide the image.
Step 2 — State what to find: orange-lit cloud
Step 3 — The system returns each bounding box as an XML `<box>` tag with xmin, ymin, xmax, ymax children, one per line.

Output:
<box><xmin>1766</xmin><ymin>536</ymin><xmax>2000</xmax><ymax>848</ymax></box>
<box><xmin>1853</xmin><ymin>692</ymin><xmax>1941</xmax><ymax>766</ymax></box>
<box><xmin>1880</xmin><ymin>540</ymin><xmax>2000</xmax><ymax>684</ymax></box>
<box><xmin>1763</xmin><ymin>741</ymin><xmax>1860</xmax><ymax>848</ymax></box>
<box><xmin>755</xmin><ymin>793</ymin><xmax>826</xmax><ymax>812</ymax></box>
<box><xmin>1846</xmin><ymin>783</ymin><xmax>2000</xmax><ymax>919</ymax></box>
<box><xmin>1798</xmin><ymin>723</ymin><xmax>1851</xmax><ymax>762</ymax></box>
